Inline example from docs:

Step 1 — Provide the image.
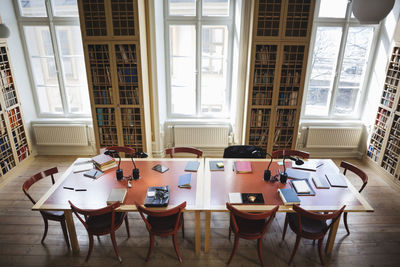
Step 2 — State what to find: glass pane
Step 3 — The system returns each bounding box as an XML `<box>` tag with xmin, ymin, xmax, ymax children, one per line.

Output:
<box><xmin>56</xmin><ymin>26</ymin><xmax>90</xmax><ymax>114</ymax></box>
<box><xmin>305</xmin><ymin>27</ymin><xmax>342</xmax><ymax>116</ymax></box>
<box><xmin>334</xmin><ymin>27</ymin><xmax>374</xmax><ymax>115</ymax></box>
<box><xmin>169</xmin><ymin>25</ymin><xmax>196</xmax><ymax>115</ymax></box>
<box><xmin>18</xmin><ymin>0</ymin><xmax>47</xmax><ymax>17</ymax></box>
<box><xmin>203</xmin><ymin>0</ymin><xmax>229</xmax><ymax>16</ymax></box>
<box><xmin>201</xmin><ymin>25</ymin><xmax>228</xmax><ymax>114</ymax></box>
<box><xmin>24</xmin><ymin>26</ymin><xmax>62</xmax><ymax>114</ymax></box>
<box><xmin>51</xmin><ymin>0</ymin><xmax>79</xmax><ymax>17</ymax></box>
<box><xmin>169</xmin><ymin>0</ymin><xmax>196</xmax><ymax>16</ymax></box>
<box><xmin>318</xmin><ymin>0</ymin><xmax>347</xmax><ymax>18</ymax></box>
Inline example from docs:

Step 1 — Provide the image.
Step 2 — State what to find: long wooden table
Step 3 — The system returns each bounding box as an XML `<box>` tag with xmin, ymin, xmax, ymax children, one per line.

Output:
<box><xmin>32</xmin><ymin>158</ymin><xmax>205</xmax><ymax>255</ymax></box>
<box><xmin>202</xmin><ymin>158</ymin><xmax>374</xmax><ymax>254</ymax></box>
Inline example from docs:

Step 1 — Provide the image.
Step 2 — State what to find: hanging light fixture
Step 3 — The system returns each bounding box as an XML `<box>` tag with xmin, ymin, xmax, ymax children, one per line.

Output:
<box><xmin>0</xmin><ymin>23</ymin><xmax>10</xmax><ymax>38</ymax></box>
<box><xmin>352</xmin><ymin>0</ymin><xmax>395</xmax><ymax>24</ymax></box>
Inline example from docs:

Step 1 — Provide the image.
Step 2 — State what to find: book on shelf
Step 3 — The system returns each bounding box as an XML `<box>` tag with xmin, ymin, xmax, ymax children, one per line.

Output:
<box><xmin>278</xmin><ymin>188</ymin><xmax>300</xmax><ymax>205</ymax></box>
<box><xmin>107</xmin><ymin>188</ymin><xmax>127</xmax><ymax>205</ymax></box>
<box><xmin>234</xmin><ymin>161</ymin><xmax>252</xmax><ymax>173</ymax></box>
<box><xmin>178</xmin><ymin>173</ymin><xmax>192</xmax><ymax>188</ymax></box>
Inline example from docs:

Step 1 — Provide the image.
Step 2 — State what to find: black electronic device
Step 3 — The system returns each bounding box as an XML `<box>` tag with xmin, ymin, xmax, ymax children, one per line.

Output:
<box><xmin>152</xmin><ymin>164</ymin><xmax>169</xmax><ymax>173</ymax></box>
<box><xmin>144</xmin><ymin>186</ymin><xmax>170</xmax><ymax>207</ymax></box>
<box><xmin>264</xmin><ymin>152</ymin><xmax>273</xmax><ymax>181</ymax></box>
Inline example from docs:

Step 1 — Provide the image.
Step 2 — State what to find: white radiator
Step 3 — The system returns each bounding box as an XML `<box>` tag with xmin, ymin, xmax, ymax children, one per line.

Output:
<box><xmin>305</xmin><ymin>127</ymin><xmax>362</xmax><ymax>148</ymax></box>
<box><xmin>173</xmin><ymin>125</ymin><xmax>230</xmax><ymax>148</ymax></box>
<box><xmin>33</xmin><ymin>124</ymin><xmax>88</xmax><ymax>146</ymax></box>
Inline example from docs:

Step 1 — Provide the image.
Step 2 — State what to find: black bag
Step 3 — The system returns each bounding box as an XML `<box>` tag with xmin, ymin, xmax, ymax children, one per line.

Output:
<box><xmin>223</xmin><ymin>145</ymin><xmax>266</xmax><ymax>159</ymax></box>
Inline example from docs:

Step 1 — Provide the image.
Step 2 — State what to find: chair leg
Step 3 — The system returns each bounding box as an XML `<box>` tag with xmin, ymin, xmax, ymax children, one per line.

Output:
<box><xmin>228</xmin><ymin>227</ymin><xmax>231</xmax><ymax>241</ymax></box>
<box><xmin>172</xmin><ymin>234</ymin><xmax>183</xmax><ymax>262</ymax></box>
<box><xmin>124</xmin><ymin>215</ymin><xmax>130</xmax><ymax>238</ymax></box>
<box><xmin>317</xmin><ymin>238</ymin><xmax>325</xmax><ymax>265</ymax></box>
<box><xmin>60</xmin><ymin>220</ymin><xmax>71</xmax><ymax>249</ymax></box>
<box><xmin>226</xmin><ymin>234</ymin><xmax>239</xmax><ymax>265</ymax></box>
<box><xmin>86</xmin><ymin>234</ymin><xmax>94</xmax><ymax>262</ymax></box>
<box><xmin>41</xmin><ymin>217</ymin><xmax>48</xmax><ymax>244</ymax></box>
<box><xmin>282</xmin><ymin>214</ymin><xmax>289</xmax><ymax>241</ymax></box>
<box><xmin>145</xmin><ymin>234</ymin><xmax>154</xmax><ymax>262</ymax></box>
<box><xmin>257</xmin><ymin>238</ymin><xmax>265</xmax><ymax>267</ymax></box>
<box><xmin>343</xmin><ymin>212</ymin><xmax>350</xmax><ymax>235</ymax></box>
<box><xmin>288</xmin><ymin>235</ymin><xmax>301</xmax><ymax>265</ymax></box>
<box><xmin>181</xmin><ymin>214</ymin><xmax>185</xmax><ymax>239</ymax></box>
<box><xmin>110</xmin><ymin>231</ymin><xmax>122</xmax><ymax>263</ymax></box>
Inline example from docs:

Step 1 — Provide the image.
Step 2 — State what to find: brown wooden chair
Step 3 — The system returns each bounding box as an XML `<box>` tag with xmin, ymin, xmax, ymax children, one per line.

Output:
<box><xmin>226</xmin><ymin>203</ymin><xmax>279</xmax><ymax>267</ymax></box>
<box><xmin>340</xmin><ymin>161</ymin><xmax>368</xmax><ymax>235</ymax></box>
<box><xmin>165</xmin><ymin>147</ymin><xmax>203</xmax><ymax>158</ymax></box>
<box><xmin>22</xmin><ymin>167</ymin><xmax>70</xmax><ymax>249</ymax></box>
<box><xmin>68</xmin><ymin>201</ymin><xmax>130</xmax><ymax>262</ymax></box>
<box><xmin>136</xmin><ymin>202</ymin><xmax>186</xmax><ymax>262</ymax></box>
<box><xmin>271</xmin><ymin>149</ymin><xmax>310</xmax><ymax>159</ymax></box>
<box><xmin>282</xmin><ymin>204</ymin><xmax>346</xmax><ymax>265</ymax></box>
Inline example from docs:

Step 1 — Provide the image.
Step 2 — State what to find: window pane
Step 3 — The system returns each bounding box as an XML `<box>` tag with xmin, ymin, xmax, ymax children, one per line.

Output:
<box><xmin>56</xmin><ymin>26</ymin><xmax>90</xmax><ymax>114</ymax></box>
<box><xmin>201</xmin><ymin>26</ymin><xmax>228</xmax><ymax>114</ymax></box>
<box><xmin>305</xmin><ymin>27</ymin><xmax>342</xmax><ymax>116</ymax></box>
<box><xmin>169</xmin><ymin>25</ymin><xmax>196</xmax><ymax>115</ymax></box>
<box><xmin>169</xmin><ymin>0</ymin><xmax>196</xmax><ymax>16</ymax></box>
<box><xmin>18</xmin><ymin>0</ymin><xmax>47</xmax><ymax>17</ymax></box>
<box><xmin>203</xmin><ymin>0</ymin><xmax>229</xmax><ymax>16</ymax></box>
<box><xmin>318</xmin><ymin>0</ymin><xmax>347</xmax><ymax>18</ymax></box>
<box><xmin>334</xmin><ymin>27</ymin><xmax>374</xmax><ymax>115</ymax></box>
<box><xmin>24</xmin><ymin>26</ymin><xmax>63</xmax><ymax>114</ymax></box>
<box><xmin>51</xmin><ymin>0</ymin><xmax>79</xmax><ymax>17</ymax></box>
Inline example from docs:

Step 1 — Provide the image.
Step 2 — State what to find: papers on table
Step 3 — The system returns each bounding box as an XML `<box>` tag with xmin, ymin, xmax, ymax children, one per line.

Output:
<box><xmin>228</xmin><ymin>192</ymin><xmax>242</xmax><ymax>204</ymax></box>
<box><xmin>325</xmin><ymin>173</ymin><xmax>348</xmax><ymax>187</ymax></box>
<box><xmin>73</xmin><ymin>163</ymin><xmax>93</xmax><ymax>173</ymax></box>
<box><xmin>292</xmin><ymin>160</ymin><xmax>318</xmax><ymax>171</ymax></box>
<box><xmin>292</xmin><ymin>180</ymin><xmax>311</xmax><ymax>194</ymax></box>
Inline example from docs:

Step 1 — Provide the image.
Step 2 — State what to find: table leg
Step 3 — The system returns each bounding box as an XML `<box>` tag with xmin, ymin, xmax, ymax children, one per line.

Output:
<box><xmin>204</xmin><ymin>211</ymin><xmax>211</xmax><ymax>253</ymax></box>
<box><xmin>64</xmin><ymin>210</ymin><xmax>79</xmax><ymax>254</ymax></box>
<box><xmin>195</xmin><ymin>211</ymin><xmax>201</xmax><ymax>255</ymax></box>
<box><xmin>325</xmin><ymin>213</ymin><xmax>341</xmax><ymax>254</ymax></box>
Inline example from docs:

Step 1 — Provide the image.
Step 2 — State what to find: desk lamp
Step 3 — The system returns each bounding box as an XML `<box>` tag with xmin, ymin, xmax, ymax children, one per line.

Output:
<box><xmin>104</xmin><ymin>150</ymin><xmax>123</xmax><ymax>180</ymax></box>
<box><xmin>280</xmin><ymin>155</ymin><xmax>304</xmax><ymax>183</ymax></box>
<box><xmin>131</xmin><ymin>151</ymin><xmax>148</xmax><ymax>180</ymax></box>
<box><xmin>263</xmin><ymin>152</ymin><xmax>274</xmax><ymax>181</ymax></box>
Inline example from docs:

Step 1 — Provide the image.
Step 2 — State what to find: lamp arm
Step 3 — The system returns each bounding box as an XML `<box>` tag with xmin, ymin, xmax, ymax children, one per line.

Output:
<box><xmin>266</xmin><ymin>152</ymin><xmax>273</xmax><ymax>170</ymax></box>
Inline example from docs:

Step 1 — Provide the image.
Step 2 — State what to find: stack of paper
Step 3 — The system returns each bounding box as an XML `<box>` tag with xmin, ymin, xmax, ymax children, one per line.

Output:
<box><xmin>292</xmin><ymin>180</ymin><xmax>311</xmax><ymax>194</ymax></box>
<box><xmin>107</xmin><ymin>188</ymin><xmax>127</xmax><ymax>205</ymax></box>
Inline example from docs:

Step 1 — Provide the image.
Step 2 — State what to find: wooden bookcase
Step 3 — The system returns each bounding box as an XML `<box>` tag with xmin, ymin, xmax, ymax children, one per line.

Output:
<box><xmin>0</xmin><ymin>40</ymin><xmax>31</xmax><ymax>177</ymax></box>
<box><xmin>78</xmin><ymin>0</ymin><xmax>150</xmax><ymax>154</ymax></box>
<box><xmin>367</xmin><ymin>43</ymin><xmax>400</xmax><ymax>181</ymax></box>
<box><xmin>245</xmin><ymin>0</ymin><xmax>315</xmax><ymax>153</ymax></box>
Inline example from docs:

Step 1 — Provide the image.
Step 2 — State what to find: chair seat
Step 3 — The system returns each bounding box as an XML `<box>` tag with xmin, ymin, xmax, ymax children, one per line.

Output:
<box><xmin>148</xmin><ymin>213</ymin><xmax>183</xmax><ymax>234</ymax></box>
<box><xmin>42</xmin><ymin>210</ymin><xmax>65</xmax><ymax>220</ymax></box>
<box><xmin>232</xmin><ymin>216</ymin><xmax>266</xmax><ymax>236</ymax></box>
<box><xmin>86</xmin><ymin>212</ymin><xmax>125</xmax><ymax>233</ymax></box>
<box><xmin>288</xmin><ymin>213</ymin><xmax>327</xmax><ymax>235</ymax></box>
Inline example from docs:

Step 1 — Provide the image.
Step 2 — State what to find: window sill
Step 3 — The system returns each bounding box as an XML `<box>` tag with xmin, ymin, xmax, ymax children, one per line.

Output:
<box><xmin>299</xmin><ymin>119</ymin><xmax>365</xmax><ymax>127</ymax></box>
<box><xmin>31</xmin><ymin>118</ymin><xmax>93</xmax><ymax>125</ymax></box>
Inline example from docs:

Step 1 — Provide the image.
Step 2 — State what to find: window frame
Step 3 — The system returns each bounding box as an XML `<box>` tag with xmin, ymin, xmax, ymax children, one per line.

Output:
<box><xmin>14</xmin><ymin>0</ymin><xmax>90</xmax><ymax>118</ymax></box>
<box><xmin>164</xmin><ymin>0</ymin><xmax>235</xmax><ymax>119</ymax></box>
<box><xmin>301</xmin><ymin>0</ymin><xmax>380</xmax><ymax>120</ymax></box>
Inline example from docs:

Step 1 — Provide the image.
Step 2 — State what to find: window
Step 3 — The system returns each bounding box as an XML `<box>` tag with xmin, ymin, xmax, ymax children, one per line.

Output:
<box><xmin>302</xmin><ymin>0</ymin><xmax>377</xmax><ymax>119</ymax></box>
<box><xmin>165</xmin><ymin>0</ymin><xmax>234</xmax><ymax>118</ymax></box>
<box><xmin>16</xmin><ymin>0</ymin><xmax>90</xmax><ymax>117</ymax></box>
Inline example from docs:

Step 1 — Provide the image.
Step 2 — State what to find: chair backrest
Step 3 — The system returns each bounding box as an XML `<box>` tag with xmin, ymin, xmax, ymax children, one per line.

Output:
<box><xmin>165</xmin><ymin>147</ymin><xmax>203</xmax><ymax>158</ymax></box>
<box><xmin>105</xmin><ymin>146</ymin><xmax>135</xmax><ymax>158</ymax></box>
<box><xmin>136</xmin><ymin>202</ymin><xmax>186</xmax><ymax>233</ymax></box>
<box><xmin>22</xmin><ymin>167</ymin><xmax>59</xmax><ymax>205</ymax></box>
<box><xmin>340</xmin><ymin>161</ymin><xmax>368</xmax><ymax>192</ymax></box>
<box><xmin>223</xmin><ymin>145</ymin><xmax>266</xmax><ymax>159</ymax></box>
<box><xmin>271</xmin><ymin>149</ymin><xmax>310</xmax><ymax>159</ymax></box>
<box><xmin>292</xmin><ymin>204</ymin><xmax>345</xmax><ymax>235</ymax></box>
<box><xmin>226</xmin><ymin>203</ymin><xmax>279</xmax><ymax>235</ymax></box>
<box><xmin>68</xmin><ymin>200</ymin><xmax>121</xmax><ymax>232</ymax></box>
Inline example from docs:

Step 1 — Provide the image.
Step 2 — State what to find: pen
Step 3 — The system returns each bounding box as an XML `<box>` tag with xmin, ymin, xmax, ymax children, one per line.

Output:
<box><xmin>93</xmin><ymin>170</ymin><xmax>98</xmax><ymax>177</ymax></box>
<box><xmin>63</xmin><ymin>187</ymin><xmax>74</xmax><ymax>190</ymax></box>
<box><xmin>75</xmin><ymin>189</ymin><xmax>87</xmax><ymax>191</ymax></box>
<box><xmin>316</xmin><ymin>163</ymin><xmax>324</xmax><ymax>168</ymax></box>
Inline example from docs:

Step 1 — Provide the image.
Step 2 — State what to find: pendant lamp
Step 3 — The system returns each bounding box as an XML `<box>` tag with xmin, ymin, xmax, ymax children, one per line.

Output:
<box><xmin>352</xmin><ymin>0</ymin><xmax>395</xmax><ymax>24</ymax></box>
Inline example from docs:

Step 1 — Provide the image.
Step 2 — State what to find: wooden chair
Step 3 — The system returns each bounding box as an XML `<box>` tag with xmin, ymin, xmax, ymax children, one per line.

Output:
<box><xmin>165</xmin><ymin>147</ymin><xmax>203</xmax><ymax>158</ymax></box>
<box><xmin>105</xmin><ymin>146</ymin><xmax>135</xmax><ymax>157</ymax></box>
<box><xmin>68</xmin><ymin>201</ymin><xmax>130</xmax><ymax>262</ymax></box>
<box><xmin>226</xmin><ymin>203</ymin><xmax>279</xmax><ymax>267</ymax></box>
<box><xmin>22</xmin><ymin>167</ymin><xmax>70</xmax><ymax>249</ymax></box>
<box><xmin>271</xmin><ymin>149</ymin><xmax>310</xmax><ymax>159</ymax></box>
<box><xmin>340</xmin><ymin>161</ymin><xmax>368</xmax><ymax>235</ymax></box>
<box><xmin>282</xmin><ymin>204</ymin><xmax>346</xmax><ymax>265</ymax></box>
<box><xmin>223</xmin><ymin>145</ymin><xmax>266</xmax><ymax>158</ymax></box>
<box><xmin>136</xmin><ymin>202</ymin><xmax>186</xmax><ymax>262</ymax></box>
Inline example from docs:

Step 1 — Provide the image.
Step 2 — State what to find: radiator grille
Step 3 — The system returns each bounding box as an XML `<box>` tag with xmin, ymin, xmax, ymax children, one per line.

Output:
<box><xmin>174</xmin><ymin>125</ymin><xmax>229</xmax><ymax>148</ymax></box>
<box><xmin>305</xmin><ymin>127</ymin><xmax>362</xmax><ymax>148</ymax></box>
<box><xmin>33</xmin><ymin>124</ymin><xmax>88</xmax><ymax>146</ymax></box>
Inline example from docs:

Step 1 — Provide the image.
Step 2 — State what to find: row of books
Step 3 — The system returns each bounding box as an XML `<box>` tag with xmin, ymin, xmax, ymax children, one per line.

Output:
<box><xmin>252</xmin><ymin>92</ymin><xmax>273</xmax><ymax>105</ymax></box>
<box><xmin>250</xmin><ymin>109</ymin><xmax>270</xmax><ymax>128</ymax></box>
<box><xmin>275</xmin><ymin>109</ymin><xmax>296</xmax><ymax>127</ymax></box>
<box><xmin>0</xmin><ymin>69</ymin><xmax>12</xmax><ymax>87</ymax></box>
<box><xmin>92</xmin><ymin>154</ymin><xmax>117</xmax><ymax>172</ymax></box>
<box><xmin>94</xmin><ymin>87</ymin><xmax>113</xmax><ymax>105</ymax></box>
<box><xmin>117</xmin><ymin>67</ymin><xmax>138</xmax><ymax>84</ymax></box>
<box><xmin>116</xmin><ymin>44</ymin><xmax>137</xmax><ymax>64</ymax></box>
<box><xmin>91</xmin><ymin>68</ymin><xmax>112</xmax><ymax>85</ymax></box>
<box><xmin>253</xmin><ymin>69</ymin><xmax>274</xmax><ymax>84</ymax></box>
<box><xmin>278</xmin><ymin>91</ymin><xmax>298</xmax><ymax>106</ymax></box>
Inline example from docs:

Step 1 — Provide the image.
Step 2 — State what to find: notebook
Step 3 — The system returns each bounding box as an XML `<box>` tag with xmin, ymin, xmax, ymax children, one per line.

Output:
<box><xmin>325</xmin><ymin>173</ymin><xmax>348</xmax><ymax>187</ymax></box>
<box><xmin>107</xmin><ymin>188</ymin><xmax>127</xmax><ymax>205</ymax></box>
<box><xmin>184</xmin><ymin>161</ymin><xmax>200</xmax><ymax>172</ymax></box>
<box><xmin>228</xmin><ymin>192</ymin><xmax>242</xmax><ymax>204</ymax></box>
<box><xmin>83</xmin><ymin>169</ymin><xmax>103</xmax><ymax>179</ymax></box>
<box><xmin>178</xmin><ymin>173</ymin><xmax>192</xmax><ymax>188</ymax></box>
<box><xmin>209</xmin><ymin>161</ymin><xmax>224</xmax><ymax>171</ymax></box>
<box><xmin>234</xmin><ymin>161</ymin><xmax>252</xmax><ymax>173</ymax></box>
<box><xmin>73</xmin><ymin>163</ymin><xmax>94</xmax><ymax>173</ymax></box>
<box><xmin>292</xmin><ymin>161</ymin><xmax>317</xmax><ymax>171</ymax></box>
<box><xmin>286</xmin><ymin>168</ymin><xmax>311</xmax><ymax>180</ymax></box>
<box><xmin>278</xmin><ymin>188</ymin><xmax>301</xmax><ymax>205</ymax></box>
<box><xmin>312</xmin><ymin>175</ymin><xmax>330</xmax><ymax>189</ymax></box>
<box><xmin>292</xmin><ymin>180</ymin><xmax>311</xmax><ymax>194</ymax></box>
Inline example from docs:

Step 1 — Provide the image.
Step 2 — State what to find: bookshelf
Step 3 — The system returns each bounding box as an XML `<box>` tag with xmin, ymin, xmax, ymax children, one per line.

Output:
<box><xmin>367</xmin><ymin>44</ymin><xmax>400</xmax><ymax>181</ymax></box>
<box><xmin>0</xmin><ymin>40</ymin><xmax>31</xmax><ymax>177</ymax></box>
<box><xmin>78</xmin><ymin>0</ymin><xmax>149</xmax><ymax>154</ymax></box>
<box><xmin>245</xmin><ymin>0</ymin><xmax>314</xmax><ymax>153</ymax></box>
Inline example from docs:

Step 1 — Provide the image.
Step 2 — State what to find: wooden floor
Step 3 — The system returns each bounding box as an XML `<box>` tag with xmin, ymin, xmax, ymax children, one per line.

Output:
<box><xmin>1</xmin><ymin>156</ymin><xmax>400</xmax><ymax>266</ymax></box>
